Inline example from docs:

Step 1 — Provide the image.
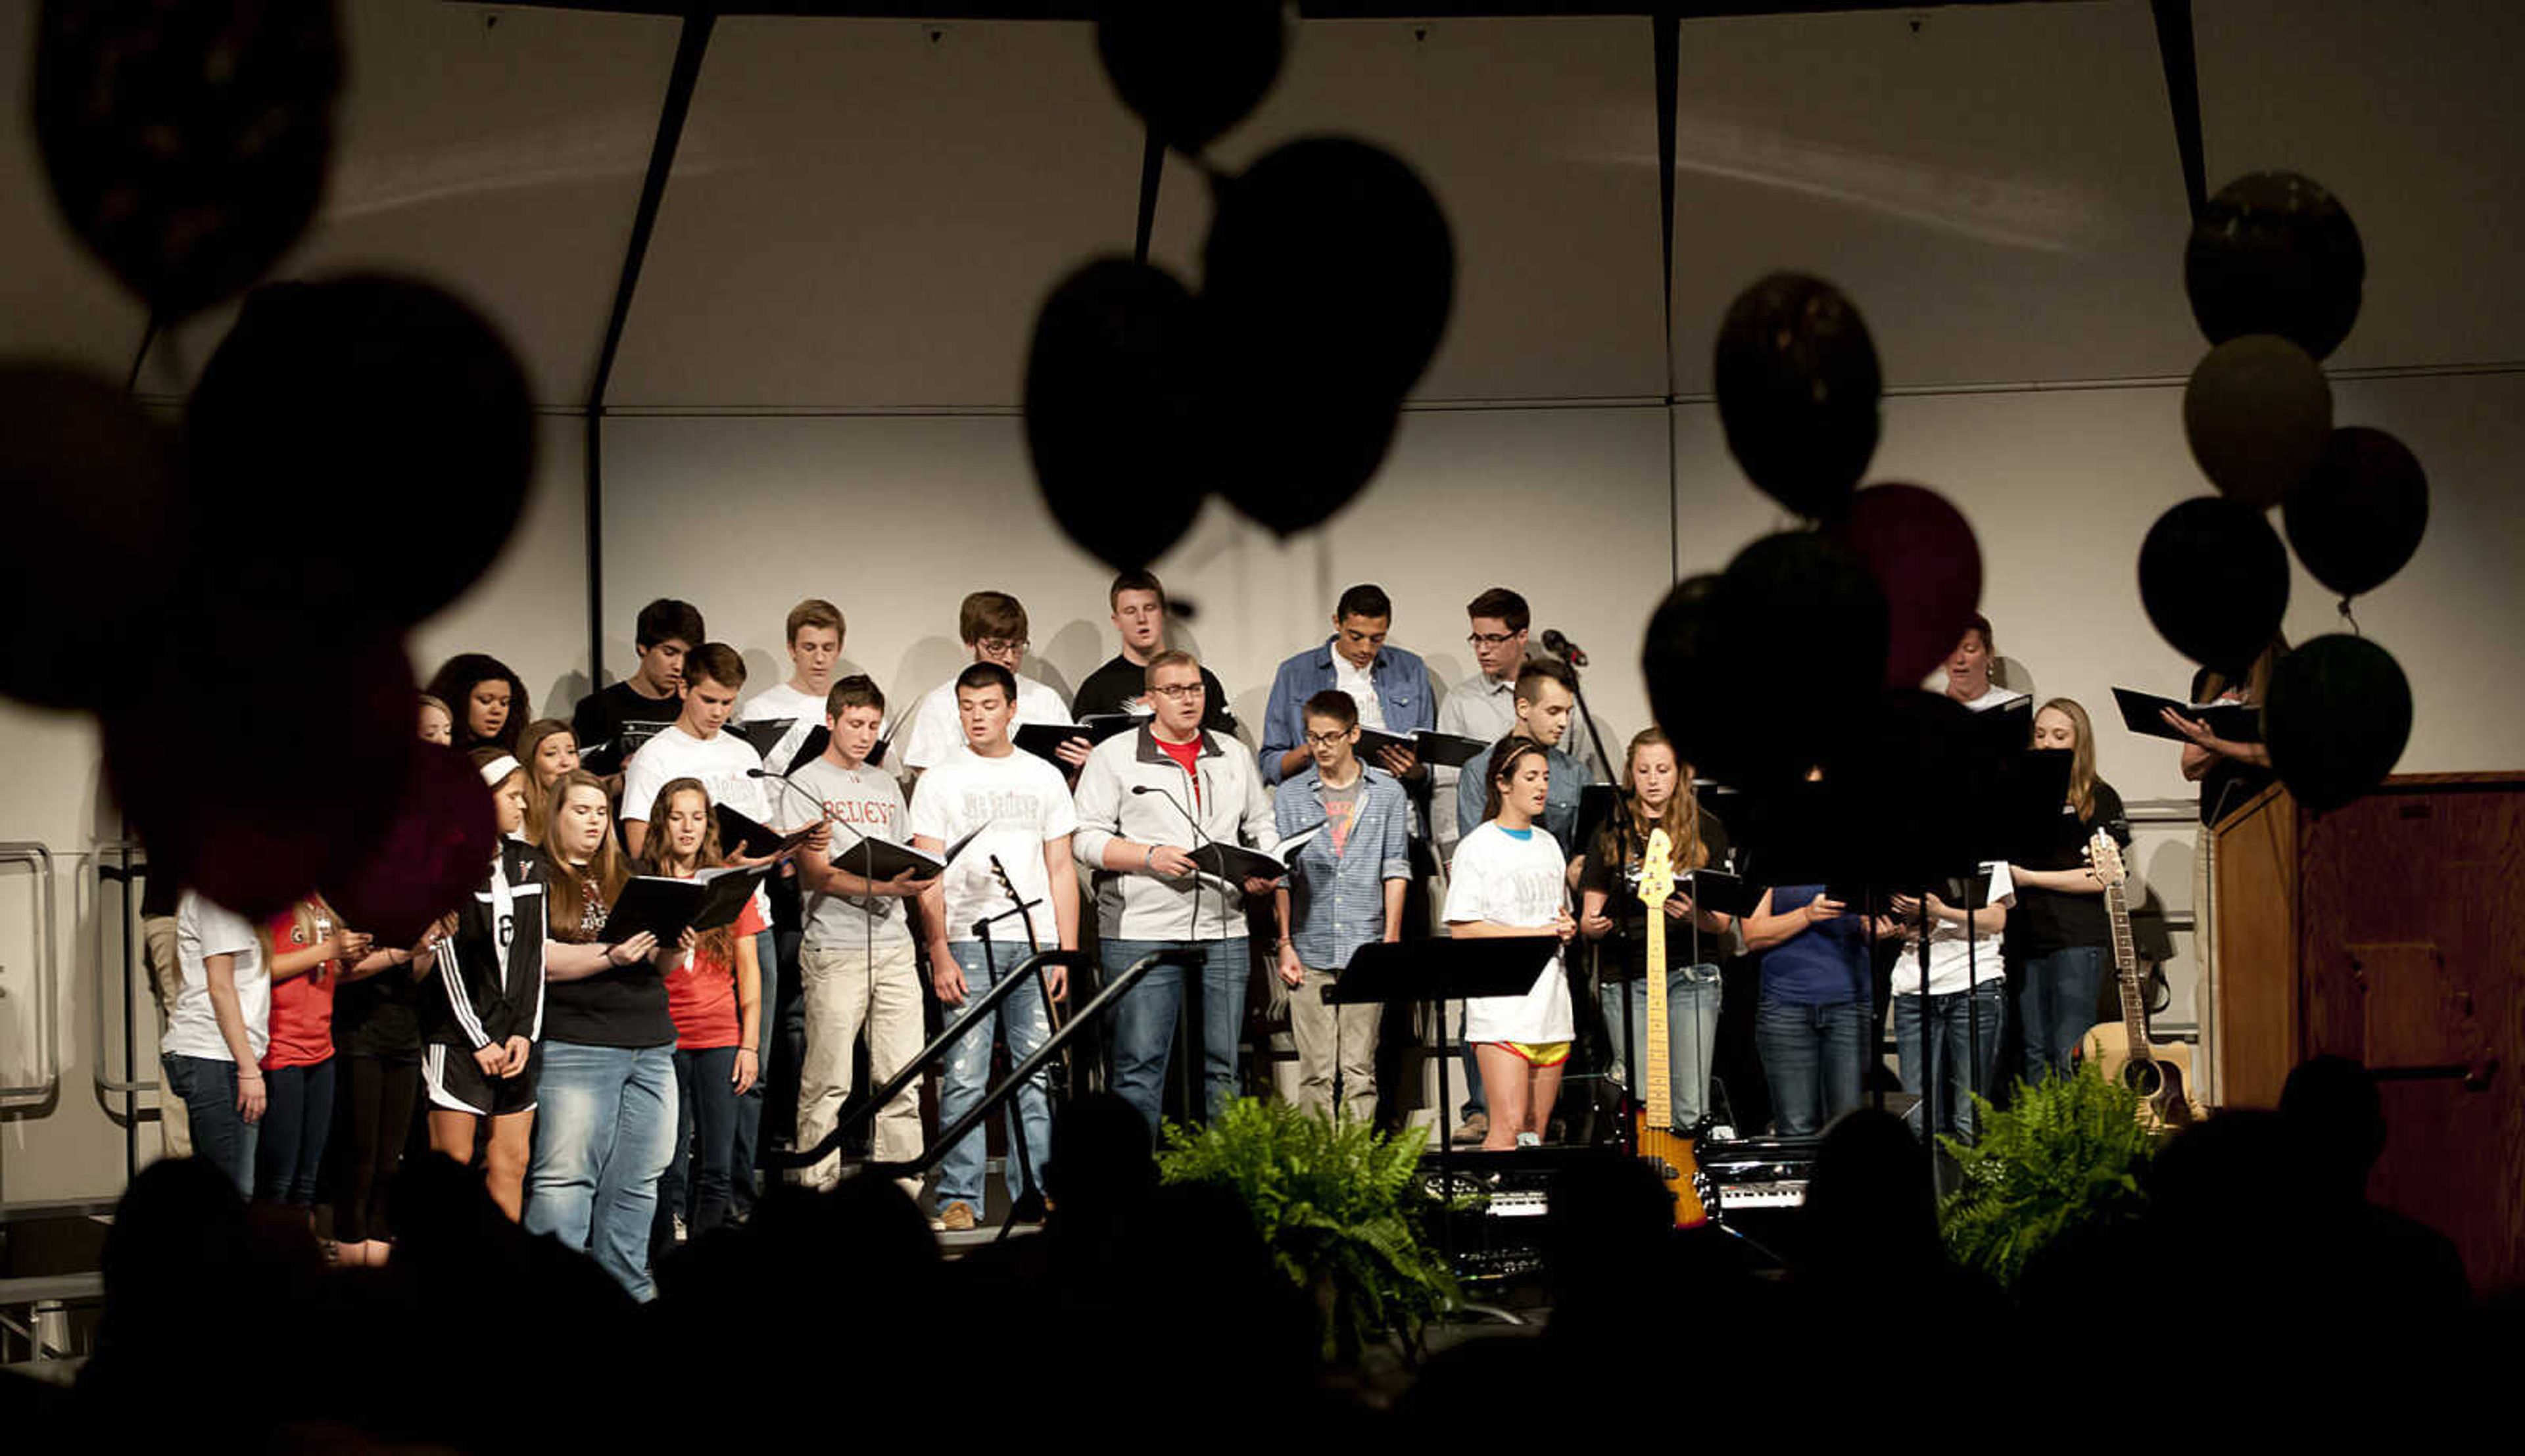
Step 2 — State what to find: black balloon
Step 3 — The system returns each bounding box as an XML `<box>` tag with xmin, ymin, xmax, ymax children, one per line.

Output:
<box><xmin>2263</xmin><ymin>634</ymin><xmax>2411</xmax><ymax>813</ymax></box>
<box><xmin>2283</xmin><ymin>427</ymin><xmax>2429</xmax><ymax>599</ymax></box>
<box><xmin>330</xmin><ymin>740</ymin><xmax>495</xmax><ymax>948</ymax></box>
<box><xmin>104</xmin><ymin>624</ymin><xmax>416</xmax><ymax>920</ymax></box>
<box><xmin>1642</xmin><ymin>532</ymin><xmax>1888</xmax><ymax>792</ymax></box>
<box><xmin>34</xmin><ymin>0</ymin><xmax>341</xmax><ymax>319</ymax></box>
<box><xmin>1024</xmin><ymin>258</ymin><xmax>1207</xmax><ymax>569</ymax></box>
<box><xmin>187</xmin><ymin>275</ymin><xmax>535</xmax><ymax>632</ymax></box>
<box><xmin>2182</xmin><ymin>334</ymin><xmax>2332</xmax><ymax>508</ymax></box>
<box><xmin>2184</xmin><ymin>172</ymin><xmax>2365</xmax><ymax>361</ymax></box>
<box><xmin>1208</xmin><ymin>384</ymin><xmax>1402</xmax><ymax>538</ymax></box>
<box><xmin>1203</xmin><ymin>136</ymin><xmax>1455</xmax><ymax>408</ymax></box>
<box><xmin>1712</xmin><ymin>273</ymin><xmax>1883</xmax><ymax>519</ymax></box>
<box><xmin>2138</xmin><ymin>496</ymin><xmax>2291</xmax><ymax>676</ymax></box>
<box><xmin>1095</xmin><ymin>0</ymin><xmax>1285</xmax><ymax>154</ymax></box>
<box><xmin>1830</xmin><ymin>482</ymin><xmax>1981</xmax><ymax>689</ymax></box>
<box><xmin>0</xmin><ymin>365</ymin><xmax>189</xmax><ymax>709</ymax></box>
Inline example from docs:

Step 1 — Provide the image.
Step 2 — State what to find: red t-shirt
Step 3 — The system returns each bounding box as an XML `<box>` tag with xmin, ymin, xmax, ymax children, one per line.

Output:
<box><xmin>261</xmin><ymin>912</ymin><xmax>337</xmax><ymax>1069</ymax></box>
<box><xmin>1155</xmin><ymin>735</ymin><xmax>1203</xmax><ymax>804</ymax></box>
<box><xmin>664</xmin><ymin>888</ymin><xmax>768</xmax><ymax>1050</ymax></box>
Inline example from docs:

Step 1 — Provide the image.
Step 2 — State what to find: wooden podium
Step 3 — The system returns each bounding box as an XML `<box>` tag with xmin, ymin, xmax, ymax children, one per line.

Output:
<box><xmin>2210</xmin><ymin>772</ymin><xmax>2524</xmax><ymax>1292</ymax></box>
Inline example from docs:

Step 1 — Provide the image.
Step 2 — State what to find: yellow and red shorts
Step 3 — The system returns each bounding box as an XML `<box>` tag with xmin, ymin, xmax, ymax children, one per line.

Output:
<box><xmin>1487</xmin><ymin>1039</ymin><xmax>1570</xmax><ymax>1068</ymax></box>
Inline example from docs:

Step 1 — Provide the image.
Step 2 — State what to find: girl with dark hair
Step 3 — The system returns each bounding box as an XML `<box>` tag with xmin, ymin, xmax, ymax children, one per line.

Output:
<box><xmin>2005</xmin><ymin>698</ymin><xmax>2131</xmax><ymax>1083</ymax></box>
<box><xmin>425</xmin><ymin>653</ymin><xmax>530</xmax><ymax>755</ymax></box>
<box><xmin>636</xmin><ymin>778</ymin><xmax>763</xmax><ymax>1259</ymax></box>
<box><xmin>1446</xmin><ymin>739</ymin><xmax>1579</xmax><ymax>1151</ymax></box>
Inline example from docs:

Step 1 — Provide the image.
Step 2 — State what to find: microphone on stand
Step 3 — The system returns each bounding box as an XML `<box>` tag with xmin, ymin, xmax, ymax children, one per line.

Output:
<box><xmin>1541</xmin><ymin>629</ymin><xmax>1589</xmax><ymax>668</ymax></box>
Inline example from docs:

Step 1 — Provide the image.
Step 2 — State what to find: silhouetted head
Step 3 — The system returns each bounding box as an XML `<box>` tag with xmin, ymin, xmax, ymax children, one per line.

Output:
<box><xmin>2280</xmin><ymin>1054</ymin><xmax>2387</xmax><ymax>1202</ymax></box>
<box><xmin>1800</xmin><ymin>1108</ymin><xmax>1938</xmax><ymax>1275</ymax></box>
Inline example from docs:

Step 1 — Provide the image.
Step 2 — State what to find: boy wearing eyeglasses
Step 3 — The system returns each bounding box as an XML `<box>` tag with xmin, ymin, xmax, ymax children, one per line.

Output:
<box><xmin>1071</xmin><ymin>649</ymin><xmax>1282</xmax><ymax>1131</ymax></box>
<box><xmin>896</xmin><ymin>590</ymin><xmax>1087</xmax><ymax>780</ymax></box>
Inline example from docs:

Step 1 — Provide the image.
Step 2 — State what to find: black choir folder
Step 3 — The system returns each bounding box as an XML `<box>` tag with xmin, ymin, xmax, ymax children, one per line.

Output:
<box><xmin>1188</xmin><ymin>825</ymin><xmax>1323</xmax><ymax>884</ymax></box>
<box><xmin>714</xmin><ymin>805</ymin><xmax>819</xmax><ymax>859</ymax></box>
<box><xmin>733</xmin><ymin>717</ymin><xmax>796</xmax><ymax>760</ymax></box>
<box><xmin>2111</xmin><ymin>687</ymin><xmax>2261</xmax><ymax>744</ymax></box>
<box><xmin>1013</xmin><ymin>715</ymin><xmax>1144</xmax><ymax>763</ymax></box>
<box><xmin>599</xmin><ymin>866</ymin><xmax>770</xmax><ymax>945</ymax></box>
<box><xmin>1354</xmin><ymin>728</ymin><xmax>1488</xmax><ymax>769</ymax></box>
<box><xmin>825</xmin><ymin>832</ymin><xmax>946</xmax><ymax>881</ymax></box>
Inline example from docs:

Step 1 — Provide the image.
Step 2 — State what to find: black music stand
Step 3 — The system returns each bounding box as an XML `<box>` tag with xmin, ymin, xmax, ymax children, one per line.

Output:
<box><xmin>1328</xmin><ymin>935</ymin><xmax>1560</xmax><ymax>1260</ymax></box>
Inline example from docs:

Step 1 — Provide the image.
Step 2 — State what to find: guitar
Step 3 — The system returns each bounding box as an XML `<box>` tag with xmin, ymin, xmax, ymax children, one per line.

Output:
<box><xmin>2077</xmin><ymin>830</ymin><xmax>2204</xmax><ymax>1129</ymax></box>
<box><xmin>1632</xmin><ymin>829</ymin><xmax>1709</xmax><ymax>1226</ymax></box>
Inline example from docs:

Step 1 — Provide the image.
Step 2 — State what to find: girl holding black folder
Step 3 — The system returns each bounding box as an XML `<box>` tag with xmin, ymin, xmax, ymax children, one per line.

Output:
<box><xmin>635</xmin><ymin>778</ymin><xmax>765</xmax><ymax>1259</ymax></box>
<box><xmin>2006</xmin><ymin>699</ymin><xmax>2131</xmax><ymax>1083</ymax></box>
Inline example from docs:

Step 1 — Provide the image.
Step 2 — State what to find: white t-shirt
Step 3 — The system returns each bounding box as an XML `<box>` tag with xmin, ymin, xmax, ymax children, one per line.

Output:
<box><xmin>164</xmin><ymin>891</ymin><xmax>269</xmax><ymax>1063</ymax></box>
<box><xmin>897</xmin><ymin>672</ymin><xmax>1071</xmax><ymax>773</ymax></box>
<box><xmin>738</xmin><ymin>681</ymin><xmax>827</xmax><ymax>778</ymax></box>
<box><xmin>789</xmin><ymin>754</ymin><xmax>916</xmax><ymax>952</ymax></box>
<box><xmin>905</xmin><ymin>743</ymin><xmax>1078</xmax><ymax>947</ymax></box>
<box><xmin>1334</xmin><ymin>654</ymin><xmax>1387</xmax><ymax>733</ymax></box>
<box><xmin>1888</xmin><ymin>861</ymin><xmax>2016</xmax><ymax>997</ymax></box>
<box><xmin>622</xmin><ymin>722</ymin><xmax>773</xmax><ymax>828</ymax></box>
<box><xmin>1443</xmin><ymin>823</ymin><xmax>1574</xmax><ymax>1044</ymax></box>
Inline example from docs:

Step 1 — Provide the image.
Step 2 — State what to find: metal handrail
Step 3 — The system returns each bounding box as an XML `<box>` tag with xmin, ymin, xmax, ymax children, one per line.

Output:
<box><xmin>0</xmin><ymin>843</ymin><xmax>60</xmax><ymax>1110</ymax></box>
<box><xmin>864</xmin><ymin>947</ymin><xmax>1176</xmax><ymax>1183</ymax></box>
<box><xmin>93</xmin><ymin>842</ymin><xmax>157</xmax><ymax>1097</ymax></box>
<box><xmin>765</xmin><ymin>947</ymin><xmax>1093</xmax><ymax>1173</ymax></box>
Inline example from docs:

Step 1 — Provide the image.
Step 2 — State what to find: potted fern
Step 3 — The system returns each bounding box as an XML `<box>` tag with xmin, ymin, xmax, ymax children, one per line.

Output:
<box><xmin>1938</xmin><ymin>1062</ymin><xmax>2161</xmax><ymax>1287</ymax></box>
<box><xmin>1157</xmin><ymin>1098</ymin><xmax>1459</xmax><ymax>1364</ymax></box>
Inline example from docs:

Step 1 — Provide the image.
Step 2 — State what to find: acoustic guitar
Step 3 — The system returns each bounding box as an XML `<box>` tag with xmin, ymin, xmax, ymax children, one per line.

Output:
<box><xmin>2077</xmin><ymin>830</ymin><xmax>2204</xmax><ymax>1129</ymax></box>
<box><xmin>1632</xmin><ymin>829</ymin><xmax>1709</xmax><ymax>1225</ymax></box>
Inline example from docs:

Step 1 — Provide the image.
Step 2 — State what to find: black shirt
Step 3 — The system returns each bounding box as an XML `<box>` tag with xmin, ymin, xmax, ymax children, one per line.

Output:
<box><xmin>335</xmin><ymin>955</ymin><xmax>423</xmax><ymax>1057</ymax></box>
<box><xmin>2188</xmin><ymin>667</ymin><xmax>2275</xmax><ymax>825</ymax></box>
<box><xmin>2006</xmin><ymin>780</ymin><xmax>2130</xmax><ymax>959</ymax></box>
<box><xmin>1071</xmin><ymin>654</ymin><xmax>1236</xmax><ymax>733</ymax></box>
<box><xmin>571</xmin><ymin>680</ymin><xmax>683</xmax><ymax>773</ymax></box>
<box><xmin>537</xmin><ymin>866</ymin><xmax>674</xmax><ymax>1050</ymax></box>
<box><xmin>1578</xmin><ymin>810</ymin><xmax>1733</xmax><ymax>982</ymax></box>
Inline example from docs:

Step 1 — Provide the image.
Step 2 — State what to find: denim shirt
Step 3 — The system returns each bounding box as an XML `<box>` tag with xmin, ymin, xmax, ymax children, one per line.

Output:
<box><xmin>1259</xmin><ymin>638</ymin><xmax>1434</xmax><ymax>784</ymax></box>
<box><xmin>1455</xmin><ymin>738</ymin><xmax>1592</xmax><ymax>851</ymax></box>
<box><xmin>1274</xmin><ymin>765</ymin><xmax>1412</xmax><ymax>971</ymax></box>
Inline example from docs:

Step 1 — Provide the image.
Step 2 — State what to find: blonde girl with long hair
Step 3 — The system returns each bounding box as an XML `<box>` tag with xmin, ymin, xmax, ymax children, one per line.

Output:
<box><xmin>2005</xmin><ymin>699</ymin><xmax>2132</xmax><ymax>1083</ymax></box>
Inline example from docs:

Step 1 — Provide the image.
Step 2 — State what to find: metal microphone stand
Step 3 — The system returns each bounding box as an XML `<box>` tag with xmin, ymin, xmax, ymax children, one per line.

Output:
<box><xmin>974</xmin><ymin>857</ymin><xmax>1051</xmax><ymax>1234</ymax></box>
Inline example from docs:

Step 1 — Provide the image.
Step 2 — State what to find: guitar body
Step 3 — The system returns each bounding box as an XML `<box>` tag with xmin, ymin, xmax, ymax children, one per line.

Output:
<box><xmin>1629</xmin><ymin>1115</ymin><xmax>1707</xmax><ymax>1227</ymax></box>
<box><xmin>2080</xmin><ymin>1022</ymin><xmax>2205</xmax><ymax>1130</ymax></box>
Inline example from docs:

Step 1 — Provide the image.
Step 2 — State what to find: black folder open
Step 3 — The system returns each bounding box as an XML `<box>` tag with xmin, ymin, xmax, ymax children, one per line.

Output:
<box><xmin>598</xmin><ymin>866</ymin><xmax>771</xmax><ymax>945</ymax></box>
<box><xmin>1354</xmin><ymin>728</ymin><xmax>1488</xmax><ymax>769</ymax></box>
<box><xmin>823</xmin><ymin>830</ymin><xmax>946</xmax><ymax>882</ymax></box>
<box><xmin>733</xmin><ymin>716</ymin><xmax>796</xmax><ymax>761</ymax></box>
<box><xmin>1012</xmin><ymin>715</ymin><xmax>1143</xmax><ymax>764</ymax></box>
<box><xmin>715</xmin><ymin>805</ymin><xmax>819</xmax><ymax>859</ymax></box>
<box><xmin>2111</xmin><ymin>687</ymin><xmax>2261</xmax><ymax>744</ymax></box>
<box><xmin>1187</xmin><ymin>825</ymin><xmax>1322</xmax><ymax>884</ymax></box>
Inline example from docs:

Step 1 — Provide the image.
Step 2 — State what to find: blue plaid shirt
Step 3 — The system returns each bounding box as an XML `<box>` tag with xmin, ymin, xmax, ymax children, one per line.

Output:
<box><xmin>1274</xmin><ymin>765</ymin><xmax>1413</xmax><ymax>971</ymax></box>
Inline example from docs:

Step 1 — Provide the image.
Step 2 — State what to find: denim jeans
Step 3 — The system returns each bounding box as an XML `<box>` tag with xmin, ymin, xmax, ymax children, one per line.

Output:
<box><xmin>2018</xmin><ymin>946</ymin><xmax>2109</xmax><ymax>1085</ymax></box>
<box><xmin>1894</xmin><ymin>986</ymin><xmax>2004</xmax><ymax>1142</ymax></box>
<box><xmin>1599</xmin><ymin>964</ymin><xmax>1723</xmax><ymax>1129</ymax></box>
<box><xmin>653</xmin><ymin>1045</ymin><xmax>740</xmax><ymax>1262</ymax></box>
<box><xmin>935</xmin><ymin>940</ymin><xmax>1055</xmax><ymax>1215</ymax></box>
<box><xmin>727</xmin><ymin>926</ymin><xmax>780</xmax><ymax>1217</ymax></box>
<box><xmin>253</xmin><ymin>1056</ymin><xmax>337</xmax><ymax>1207</ymax></box>
<box><xmin>164</xmin><ymin>1052</ymin><xmax>257</xmax><ymax>1198</ymax></box>
<box><xmin>526</xmin><ymin>1041</ymin><xmax>679</xmax><ymax>1301</ymax></box>
<box><xmin>1754</xmin><ymin>998</ymin><xmax>1869</xmax><ymax>1137</ymax></box>
<box><xmin>1103</xmin><ymin>937</ymin><xmax>1250</xmax><ymax>1132</ymax></box>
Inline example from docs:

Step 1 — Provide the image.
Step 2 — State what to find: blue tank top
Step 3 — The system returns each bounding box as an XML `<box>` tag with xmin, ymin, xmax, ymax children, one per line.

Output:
<box><xmin>1760</xmin><ymin>884</ymin><xmax>1869</xmax><ymax>1006</ymax></box>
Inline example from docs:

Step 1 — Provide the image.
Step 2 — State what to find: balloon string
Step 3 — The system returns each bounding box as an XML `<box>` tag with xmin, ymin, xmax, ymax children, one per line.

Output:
<box><xmin>2338</xmin><ymin>596</ymin><xmax>2361</xmax><ymax>636</ymax></box>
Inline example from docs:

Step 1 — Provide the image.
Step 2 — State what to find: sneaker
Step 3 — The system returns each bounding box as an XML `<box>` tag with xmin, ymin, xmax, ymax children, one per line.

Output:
<box><xmin>1451</xmin><ymin>1112</ymin><xmax>1489</xmax><ymax>1145</ymax></box>
<box><xmin>672</xmin><ymin>1214</ymin><xmax>688</xmax><ymax>1244</ymax></box>
<box><xmin>936</xmin><ymin>1201</ymin><xmax>978</xmax><ymax>1233</ymax></box>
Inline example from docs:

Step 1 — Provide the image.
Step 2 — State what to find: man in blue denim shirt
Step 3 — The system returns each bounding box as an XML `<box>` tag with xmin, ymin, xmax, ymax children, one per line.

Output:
<box><xmin>1272</xmin><ymin>690</ymin><xmax>1412</xmax><ymax>1125</ymax></box>
<box><xmin>1259</xmin><ymin>584</ymin><xmax>1434</xmax><ymax>786</ymax></box>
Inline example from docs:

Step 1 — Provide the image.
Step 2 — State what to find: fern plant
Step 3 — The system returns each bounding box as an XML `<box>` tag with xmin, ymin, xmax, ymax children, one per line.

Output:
<box><xmin>1157</xmin><ymin>1098</ymin><xmax>1459</xmax><ymax>1363</ymax></box>
<box><xmin>1937</xmin><ymin>1062</ymin><xmax>2161</xmax><ymax>1288</ymax></box>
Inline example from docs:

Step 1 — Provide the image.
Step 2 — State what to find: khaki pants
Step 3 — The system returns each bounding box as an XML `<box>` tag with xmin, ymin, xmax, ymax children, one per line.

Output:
<box><xmin>796</xmin><ymin>937</ymin><xmax>924</xmax><ymax>1194</ymax></box>
<box><xmin>142</xmin><ymin>914</ymin><xmax>191</xmax><ymax>1158</ymax></box>
<box><xmin>1289</xmin><ymin>965</ymin><xmax>1380</xmax><ymax>1127</ymax></box>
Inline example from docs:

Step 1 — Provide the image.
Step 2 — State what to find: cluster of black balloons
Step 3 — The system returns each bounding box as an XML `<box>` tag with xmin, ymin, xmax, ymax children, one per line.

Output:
<box><xmin>2144</xmin><ymin>172</ymin><xmax>2425</xmax><ymax>812</ymax></box>
<box><xmin>1025</xmin><ymin>2</ymin><xmax>1457</xmax><ymax>569</ymax></box>
<box><xmin>1643</xmin><ymin>273</ymin><xmax>1998</xmax><ymax>864</ymax></box>
<box><xmin>5</xmin><ymin>1</ymin><xmax>520</xmax><ymax>929</ymax></box>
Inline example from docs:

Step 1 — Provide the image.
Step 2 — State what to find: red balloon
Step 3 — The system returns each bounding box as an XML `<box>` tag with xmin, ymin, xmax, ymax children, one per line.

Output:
<box><xmin>329</xmin><ymin>741</ymin><xmax>495</xmax><ymax>947</ymax></box>
<box><xmin>1830</xmin><ymin>482</ymin><xmax>1983</xmax><ymax>689</ymax></box>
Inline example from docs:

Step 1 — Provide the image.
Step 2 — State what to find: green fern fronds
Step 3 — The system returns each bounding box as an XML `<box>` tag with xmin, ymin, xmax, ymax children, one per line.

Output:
<box><xmin>1936</xmin><ymin>1062</ymin><xmax>2161</xmax><ymax>1288</ymax></box>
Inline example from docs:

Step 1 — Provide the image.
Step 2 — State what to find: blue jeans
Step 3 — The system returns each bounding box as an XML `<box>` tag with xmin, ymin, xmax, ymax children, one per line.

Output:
<box><xmin>1598</xmin><ymin>964</ymin><xmax>1723</xmax><ymax>1129</ymax></box>
<box><xmin>654</xmin><ymin>1045</ymin><xmax>740</xmax><ymax>1261</ymax></box>
<box><xmin>728</xmin><ymin>926</ymin><xmax>779</xmax><ymax>1217</ymax></box>
<box><xmin>1103</xmin><ymin>937</ymin><xmax>1250</xmax><ymax>1132</ymax></box>
<box><xmin>526</xmin><ymin>1041</ymin><xmax>678</xmax><ymax>1301</ymax></box>
<box><xmin>935</xmin><ymin>940</ymin><xmax>1055</xmax><ymax>1214</ymax></box>
<box><xmin>1894</xmin><ymin>986</ymin><xmax>2004</xmax><ymax>1142</ymax></box>
<box><xmin>164</xmin><ymin>1052</ymin><xmax>258</xmax><ymax>1199</ymax></box>
<box><xmin>252</xmin><ymin>1056</ymin><xmax>336</xmax><ymax>1207</ymax></box>
<box><xmin>1754</xmin><ymin>999</ymin><xmax>1869</xmax><ymax>1137</ymax></box>
<box><xmin>2018</xmin><ymin>946</ymin><xmax>2108</xmax><ymax>1085</ymax></box>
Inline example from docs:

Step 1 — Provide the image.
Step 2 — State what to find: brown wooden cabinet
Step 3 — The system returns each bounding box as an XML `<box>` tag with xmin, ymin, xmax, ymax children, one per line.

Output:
<box><xmin>2210</xmin><ymin>772</ymin><xmax>2524</xmax><ymax>1293</ymax></box>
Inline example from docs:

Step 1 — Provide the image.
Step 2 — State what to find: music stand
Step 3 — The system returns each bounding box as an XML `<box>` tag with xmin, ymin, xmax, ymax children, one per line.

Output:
<box><xmin>1328</xmin><ymin>935</ymin><xmax>1560</xmax><ymax>1260</ymax></box>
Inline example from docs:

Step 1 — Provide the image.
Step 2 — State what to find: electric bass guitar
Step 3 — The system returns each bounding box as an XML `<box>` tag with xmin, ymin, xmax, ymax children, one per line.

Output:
<box><xmin>1632</xmin><ymin>830</ymin><xmax>1709</xmax><ymax>1225</ymax></box>
<box><xmin>2077</xmin><ymin>830</ymin><xmax>2204</xmax><ymax>1130</ymax></box>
